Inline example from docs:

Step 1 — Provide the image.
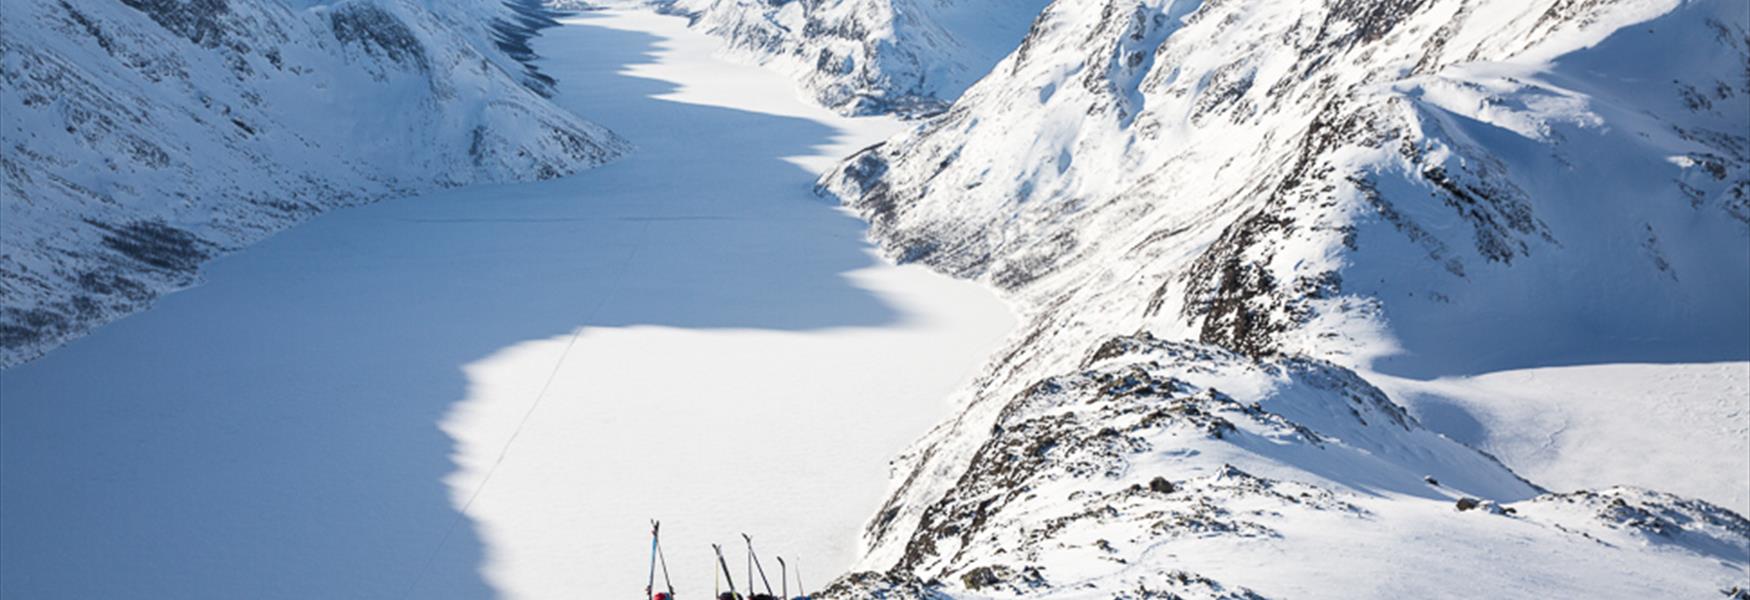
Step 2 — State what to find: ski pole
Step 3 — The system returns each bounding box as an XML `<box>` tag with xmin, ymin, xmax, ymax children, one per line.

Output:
<box><xmin>712</xmin><ymin>543</ymin><xmax>739</xmax><ymax>597</ymax></box>
<box><xmin>647</xmin><ymin>521</ymin><xmax>660</xmax><ymax>599</ymax></box>
<box><xmin>655</xmin><ymin>525</ymin><xmax>674</xmax><ymax>597</ymax></box>
<box><xmin>742</xmin><ymin>533</ymin><xmax>773</xmax><ymax>595</ymax></box>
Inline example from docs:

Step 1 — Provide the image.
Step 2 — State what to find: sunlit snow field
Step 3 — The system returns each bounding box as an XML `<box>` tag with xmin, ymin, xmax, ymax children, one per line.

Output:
<box><xmin>0</xmin><ymin>10</ymin><xmax>1013</xmax><ymax>598</ymax></box>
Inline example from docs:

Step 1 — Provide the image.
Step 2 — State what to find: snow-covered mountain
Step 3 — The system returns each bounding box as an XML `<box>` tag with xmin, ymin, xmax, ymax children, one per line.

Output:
<box><xmin>824</xmin><ymin>0</ymin><xmax>1748</xmax><ymax>370</ymax></box>
<box><xmin>0</xmin><ymin>0</ymin><xmax>627</xmax><ymax>367</ymax></box>
<box><xmin>5</xmin><ymin>0</ymin><xmax>1744</xmax><ymax>595</ymax></box>
<box><xmin>823</xmin><ymin>335</ymin><xmax>1747</xmax><ymax>597</ymax></box>
<box><xmin>632</xmin><ymin>0</ymin><xmax>1053</xmax><ymax>115</ymax></box>
<box><xmin>815</xmin><ymin>0</ymin><xmax>1750</xmax><ymax>596</ymax></box>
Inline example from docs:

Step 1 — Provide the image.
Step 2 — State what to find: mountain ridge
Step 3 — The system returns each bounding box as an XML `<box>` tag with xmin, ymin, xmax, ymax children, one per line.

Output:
<box><xmin>813</xmin><ymin>0</ymin><xmax>1750</xmax><ymax>596</ymax></box>
<box><xmin>0</xmin><ymin>0</ymin><xmax>629</xmax><ymax>366</ymax></box>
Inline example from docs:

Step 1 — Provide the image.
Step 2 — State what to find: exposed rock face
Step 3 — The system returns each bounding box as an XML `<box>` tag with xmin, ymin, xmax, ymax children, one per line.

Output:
<box><xmin>818</xmin><ymin>337</ymin><xmax>1748</xmax><ymax>597</ymax></box>
<box><xmin>822</xmin><ymin>0</ymin><xmax>1750</xmax><ymax>371</ymax></box>
<box><xmin>0</xmin><ymin>0</ymin><xmax>628</xmax><ymax>366</ymax></box>
<box><xmin>815</xmin><ymin>0</ymin><xmax>1750</xmax><ymax>596</ymax></box>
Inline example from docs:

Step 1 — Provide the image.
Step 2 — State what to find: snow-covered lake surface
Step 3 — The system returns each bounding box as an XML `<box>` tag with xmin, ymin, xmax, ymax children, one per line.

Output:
<box><xmin>0</xmin><ymin>10</ymin><xmax>1014</xmax><ymax>598</ymax></box>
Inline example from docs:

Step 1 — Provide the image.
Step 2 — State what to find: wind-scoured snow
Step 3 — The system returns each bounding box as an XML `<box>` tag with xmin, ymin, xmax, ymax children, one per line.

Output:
<box><xmin>0</xmin><ymin>8</ymin><xmax>1012</xmax><ymax>599</ymax></box>
<box><xmin>0</xmin><ymin>0</ymin><xmax>626</xmax><ymax>367</ymax></box>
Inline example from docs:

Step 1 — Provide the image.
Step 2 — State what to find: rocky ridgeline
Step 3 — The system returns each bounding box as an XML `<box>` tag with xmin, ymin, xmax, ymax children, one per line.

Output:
<box><xmin>814</xmin><ymin>0</ymin><xmax>1750</xmax><ymax>596</ymax></box>
<box><xmin>818</xmin><ymin>334</ymin><xmax>1748</xmax><ymax>597</ymax></box>
<box><xmin>820</xmin><ymin>0</ymin><xmax>1749</xmax><ymax>367</ymax></box>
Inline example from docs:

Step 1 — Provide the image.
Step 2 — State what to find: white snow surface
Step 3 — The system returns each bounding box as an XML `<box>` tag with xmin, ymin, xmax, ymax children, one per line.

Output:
<box><xmin>0</xmin><ymin>0</ymin><xmax>626</xmax><ymax>366</ymax></box>
<box><xmin>0</xmin><ymin>9</ymin><xmax>1013</xmax><ymax>599</ymax></box>
<box><xmin>1376</xmin><ymin>361</ymin><xmax>1750</xmax><ymax>516</ymax></box>
<box><xmin>809</xmin><ymin>0</ymin><xmax>1750</xmax><ymax>596</ymax></box>
<box><xmin>817</xmin><ymin>334</ymin><xmax>1748</xmax><ymax>598</ymax></box>
<box><xmin>7</xmin><ymin>0</ymin><xmax>1749</xmax><ymax>598</ymax></box>
<box><xmin>823</xmin><ymin>0</ymin><xmax>1750</xmax><ymax>376</ymax></box>
<box><xmin>626</xmin><ymin>0</ymin><xmax>1053</xmax><ymax>115</ymax></box>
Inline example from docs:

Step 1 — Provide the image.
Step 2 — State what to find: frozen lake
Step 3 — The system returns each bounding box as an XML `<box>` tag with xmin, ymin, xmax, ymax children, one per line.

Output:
<box><xmin>0</xmin><ymin>9</ymin><xmax>1014</xmax><ymax>598</ymax></box>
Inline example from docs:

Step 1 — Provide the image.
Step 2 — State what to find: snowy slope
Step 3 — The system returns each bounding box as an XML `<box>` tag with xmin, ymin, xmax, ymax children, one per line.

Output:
<box><xmin>824</xmin><ymin>0</ymin><xmax>1749</xmax><ymax>372</ymax></box>
<box><xmin>814</xmin><ymin>0</ymin><xmax>1750</xmax><ymax>596</ymax></box>
<box><xmin>1375</xmin><ymin>361</ymin><xmax>1750</xmax><ymax>516</ymax></box>
<box><xmin>0</xmin><ymin>0</ymin><xmax>628</xmax><ymax>367</ymax></box>
<box><xmin>825</xmin><ymin>336</ymin><xmax>1747</xmax><ymax>598</ymax></box>
<box><xmin>619</xmin><ymin>0</ymin><xmax>1053</xmax><ymax>116</ymax></box>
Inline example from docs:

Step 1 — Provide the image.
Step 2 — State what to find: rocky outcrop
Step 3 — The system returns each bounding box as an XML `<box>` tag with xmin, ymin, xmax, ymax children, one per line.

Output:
<box><xmin>821</xmin><ymin>0</ymin><xmax>1750</xmax><ymax>368</ymax></box>
<box><xmin>818</xmin><ymin>338</ymin><xmax>1747</xmax><ymax>597</ymax></box>
<box><xmin>816</xmin><ymin>0</ymin><xmax>1750</xmax><ymax>596</ymax></box>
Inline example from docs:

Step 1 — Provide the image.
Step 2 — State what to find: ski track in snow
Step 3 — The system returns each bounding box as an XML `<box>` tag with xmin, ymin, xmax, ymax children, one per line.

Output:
<box><xmin>0</xmin><ymin>10</ymin><xmax>1013</xmax><ymax>599</ymax></box>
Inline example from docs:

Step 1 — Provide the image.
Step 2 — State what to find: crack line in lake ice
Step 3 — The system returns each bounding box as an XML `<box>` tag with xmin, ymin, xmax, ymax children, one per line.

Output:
<box><xmin>402</xmin><ymin>221</ymin><xmax>651</xmax><ymax>598</ymax></box>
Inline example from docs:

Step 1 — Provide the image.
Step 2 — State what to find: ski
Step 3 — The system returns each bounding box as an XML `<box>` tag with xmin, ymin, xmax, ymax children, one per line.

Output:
<box><xmin>742</xmin><ymin>533</ymin><xmax>774</xmax><ymax>596</ymax></box>
<box><xmin>712</xmin><ymin>543</ymin><xmax>739</xmax><ymax>598</ymax></box>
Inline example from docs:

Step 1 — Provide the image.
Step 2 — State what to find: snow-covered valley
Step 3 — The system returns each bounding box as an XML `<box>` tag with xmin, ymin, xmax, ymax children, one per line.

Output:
<box><xmin>0</xmin><ymin>0</ymin><xmax>627</xmax><ymax>366</ymax></box>
<box><xmin>3</xmin><ymin>0</ymin><xmax>1748</xmax><ymax>598</ymax></box>
<box><xmin>1</xmin><ymin>9</ymin><xmax>1012</xmax><ymax>598</ymax></box>
<box><xmin>638</xmin><ymin>0</ymin><xmax>1052</xmax><ymax>116</ymax></box>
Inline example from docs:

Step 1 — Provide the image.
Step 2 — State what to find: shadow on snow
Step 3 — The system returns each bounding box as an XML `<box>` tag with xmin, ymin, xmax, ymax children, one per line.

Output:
<box><xmin>0</xmin><ymin>15</ymin><xmax>907</xmax><ymax>600</ymax></box>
